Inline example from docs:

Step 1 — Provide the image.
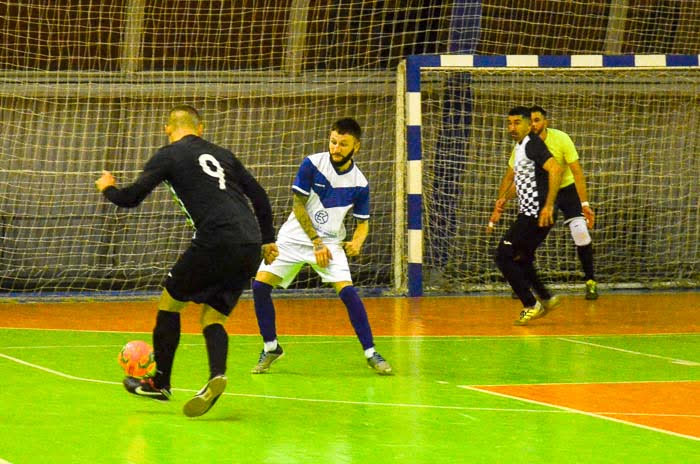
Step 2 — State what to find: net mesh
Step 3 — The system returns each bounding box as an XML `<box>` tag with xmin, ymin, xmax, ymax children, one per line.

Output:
<box><xmin>0</xmin><ymin>1</ymin><xmax>698</xmax><ymax>295</ymax></box>
<box><xmin>419</xmin><ymin>68</ymin><xmax>700</xmax><ymax>291</ymax></box>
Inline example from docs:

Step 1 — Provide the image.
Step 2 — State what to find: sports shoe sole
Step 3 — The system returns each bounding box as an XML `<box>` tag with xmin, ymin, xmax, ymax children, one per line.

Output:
<box><xmin>183</xmin><ymin>375</ymin><xmax>227</xmax><ymax>418</ymax></box>
<box><xmin>368</xmin><ymin>363</ymin><xmax>393</xmax><ymax>375</ymax></box>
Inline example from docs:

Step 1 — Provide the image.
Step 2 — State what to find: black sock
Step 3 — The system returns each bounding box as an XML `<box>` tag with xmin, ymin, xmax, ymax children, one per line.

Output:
<box><xmin>152</xmin><ymin>310</ymin><xmax>181</xmax><ymax>389</ymax></box>
<box><xmin>495</xmin><ymin>254</ymin><xmax>537</xmax><ymax>307</ymax></box>
<box><xmin>577</xmin><ymin>244</ymin><xmax>595</xmax><ymax>281</ymax></box>
<box><xmin>203</xmin><ymin>323</ymin><xmax>228</xmax><ymax>379</ymax></box>
<box><xmin>520</xmin><ymin>261</ymin><xmax>551</xmax><ymax>301</ymax></box>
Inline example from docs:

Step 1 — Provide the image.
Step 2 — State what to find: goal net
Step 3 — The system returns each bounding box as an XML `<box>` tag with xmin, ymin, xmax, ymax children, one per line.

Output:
<box><xmin>0</xmin><ymin>2</ymin><xmax>405</xmax><ymax>296</ymax></box>
<box><xmin>0</xmin><ymin>2</ymin><xmax>698</xmax><ymax>298</ymax></box>
<box><xmin>402</xmin><ymin>55</ymin><xmax>700</xmax><ymax>295</ymax></box>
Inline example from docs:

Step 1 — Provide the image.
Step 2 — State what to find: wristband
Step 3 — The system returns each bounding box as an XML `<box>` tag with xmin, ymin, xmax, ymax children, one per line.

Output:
<box><xmin>581</xmin><ymin>201</ymin><xmax>590</xmax><ymax>208</ymax></box>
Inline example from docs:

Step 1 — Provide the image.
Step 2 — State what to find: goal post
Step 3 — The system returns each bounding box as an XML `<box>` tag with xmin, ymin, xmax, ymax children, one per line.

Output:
<box><xmin>399</xmin><ymin>54</ymin><xmax>700</xmax><ymax>296</ymax></box>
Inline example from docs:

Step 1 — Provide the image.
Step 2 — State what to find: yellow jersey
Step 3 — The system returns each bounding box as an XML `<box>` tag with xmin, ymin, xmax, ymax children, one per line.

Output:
<box><xmin>541</xmin><ymin>128</ymin><xmax>578</xmax><ymax>188</ymax></box>
<box><xmin>510</xmin><ymin>128</ymin><xmax>578</xmax><ymax>188</ymax></box>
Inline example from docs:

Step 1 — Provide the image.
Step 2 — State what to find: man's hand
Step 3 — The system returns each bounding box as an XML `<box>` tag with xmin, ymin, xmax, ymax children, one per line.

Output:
<box><xmin>582</xmin><ymin>205</ymin><xmax>595</xmax><ymax>229</ymax></box>
<box><xmin>487</xmin><ymin>198</ymin><xmax>506</xmax><ymax>234</ymax></box>
<box><xmin>538</xmin><ymin>205</ymin><xmax>555</xmax><ymax>227</ymax></box>
<box><xmin>343</xmin><ymin>240</ymin><xmax>362</xmax><ymax>257</ymax></box>
<box><xmin>95</xmin><ymin>170</ymin><xmax>116</xmax><ymax>192</ymax></box>
<box><xmin>313</xmin><ymin>238</ymin><xmax>332</xmax><ymax>268</ymax></box>
<box><xmin>262</xmin><ymin>243</ymin><xmax>279</xmax><ymax>265</ymax></box>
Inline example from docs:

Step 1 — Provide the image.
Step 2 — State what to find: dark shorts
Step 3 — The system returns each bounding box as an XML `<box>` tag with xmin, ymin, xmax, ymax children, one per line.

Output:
<box><xmin>555</xmin><ymin>183</ymin><xmax>583</xmax><ymax>223</ymax></box>
<box><xmin>165</xmin><ymin>240</ymin><xmax>260</xmax><ymax>316</ymax></box>
<box><xmin>497</xmin><ymin>214</ymin><xmax>552</xmax><ymax>264</ymax></box>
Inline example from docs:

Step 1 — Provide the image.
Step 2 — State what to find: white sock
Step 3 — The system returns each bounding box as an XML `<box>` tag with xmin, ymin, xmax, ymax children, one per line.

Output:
<box><xmin>364</xmin><ymin>347</ymin><xmax>376</xmax><ymax>359</ymax></box>
<box><xmin>264</xmin><ymin>340</ymin><xmax>278</xmax><ymax>352</ymax></box>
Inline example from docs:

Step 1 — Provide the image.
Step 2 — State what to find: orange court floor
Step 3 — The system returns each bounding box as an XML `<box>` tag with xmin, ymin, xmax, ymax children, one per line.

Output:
<box><xmin>1</xmin><ymin>290</ymin><xmax>698</xmax><ymax>337</ymax></box>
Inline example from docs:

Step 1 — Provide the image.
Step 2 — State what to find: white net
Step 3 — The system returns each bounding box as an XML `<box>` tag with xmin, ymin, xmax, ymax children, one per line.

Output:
<box><xmin>417</xmin><ymin>67</ymin><xmax>700</xmax><ymax>291</ymax></box>
<box><xmin>0</xmin><ymin>1</ymin><xmax>698</xmax><ymax>295</ymax></box>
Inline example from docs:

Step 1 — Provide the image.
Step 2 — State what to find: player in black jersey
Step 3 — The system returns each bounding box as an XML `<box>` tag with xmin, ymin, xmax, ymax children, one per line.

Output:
<box><xmin>96</xmin><ymin>105</ymin><xmax>278</xmax><ymax>416</ymax></box>
<box><xmin>488</xmin><ymin>106</ymin><xmax>563</xmax><ymax>326</ymax></box>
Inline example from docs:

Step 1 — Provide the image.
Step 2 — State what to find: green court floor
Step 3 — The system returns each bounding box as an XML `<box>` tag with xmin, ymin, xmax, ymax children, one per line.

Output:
<box><xmin>0</xmin><ymin>328</ymin><xmax>698</xmax><ymax>463</ymax></box>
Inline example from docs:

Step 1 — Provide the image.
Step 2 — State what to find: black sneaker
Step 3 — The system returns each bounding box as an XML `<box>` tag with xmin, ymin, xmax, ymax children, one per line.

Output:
<box><xmin>183</xmin><ymin>375</ymin><xmax>227</xmax><ymax>418</ymax></box>
<box><xmin>123</xmin><ymin>376</ymin><xmax>172</xmax><ymax>401</ymax></box>
<box><xmin>251</xmin><ymin>345</ymin><xmax>284</xmax><ymax>374</ymax></box>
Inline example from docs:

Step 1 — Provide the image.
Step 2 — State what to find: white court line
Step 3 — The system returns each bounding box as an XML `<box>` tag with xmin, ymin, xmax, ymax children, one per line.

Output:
<box><xmin>0</xmin><ymin>351</ymin><xmax>561</xmax><ymax>413</ymax></box>
<box><xmin>0</xmin><ymin>340</ymin><xmax>356</xmax><ymax>350</ymax></box>
<box><xmin>558</xmin><ymin>337</ymin><xmax>700</xmax><ymax>366</ymax></box>
<box><xmin>0</xmin><ymin>352</ymin><xmax>118</xmax><ymax>386</ymax></box>
<box><xmin>0</xmin><ymin>342</ymin><xmax>238</xmax><ymax>350</ymax></box>
<box><xmin>471</xmin><ymin>378</ymin><xmax>699</xmax><ymax>387</ymax></box>
<box><xmin>2</xmin><ymin>346</ymin><xmax>694</xmax><ymax>389</ymax></box>
<box><xmin>2</xmin><ymin>326</ymin><xmax>699</xmax><ymax>339</ymax></box>
<box><xmin>461</xmin><ymin>385</ymin><xmax>699</xmax><ymax>442</ymax></box>
<box><xmin>2</xmin><ymin>333</ymin><xmax>698</xmax><ymax>351</ymax></box>
<box><xmin>2</xmin><ymin>351</ymin><xmax>697</xmax><ymax>423</ymax></box>
<box><xmin>0</xmin><ymin>458</ymin><xmax>14</xmax><ymax>464</ymax></box>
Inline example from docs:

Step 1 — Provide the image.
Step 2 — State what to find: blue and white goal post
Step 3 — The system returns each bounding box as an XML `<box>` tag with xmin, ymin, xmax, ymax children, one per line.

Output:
<box><xmin>395</xmin><ymin>54</ymin><xmax>700</xmax><ymax>297</ymax></box>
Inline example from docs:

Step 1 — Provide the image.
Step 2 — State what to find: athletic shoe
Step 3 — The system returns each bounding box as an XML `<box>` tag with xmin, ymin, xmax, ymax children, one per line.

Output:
<box><xmin>514</xmin><ymin>301</ymin><xmax>546</xmax><ymax>326</ymax></box>
<box><xmin>540</xmin><ymin>295</ymin><xmax>561</xmax><ymax>313</ymax></box>
<box><xmin>367</xmin><ymin>352</ymin><xmax>393</xmax><ymax>375</ymax></box>
<box><xmin>585</xmin><ymin>279</ymin><xmax>599</xmax><ymax>300</ymax></box>
<box><xmin>183</xmin><ymin>375</ymin><xmax>227</xmax><ymax>418</ymax></box>
<box><xmin>250</xmin><ymin>345</ymin><xmax>284</xmax><ymax>374</ymax></box>
<box><xmin>123</xmin><ymin>376</ymin><xmax>172</xmax><ymax>401</ymax></box>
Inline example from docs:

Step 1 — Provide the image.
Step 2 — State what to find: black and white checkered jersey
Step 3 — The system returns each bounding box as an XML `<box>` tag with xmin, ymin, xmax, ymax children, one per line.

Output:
<box><xmin>511</xmin><ymin>132</ymin><xmax>553</xmax><ymax>217</ymax></box>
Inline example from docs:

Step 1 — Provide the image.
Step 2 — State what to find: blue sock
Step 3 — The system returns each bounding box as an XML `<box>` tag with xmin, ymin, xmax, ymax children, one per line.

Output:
<box><xmin>339</xmin><ymin>286</ymin><xmax>374</xmax><ymax>350</ymax></box>
<box><xmin>252</xmin><ymin>280</ymin><xmax>277</xmax><ymax>342</ymax></box>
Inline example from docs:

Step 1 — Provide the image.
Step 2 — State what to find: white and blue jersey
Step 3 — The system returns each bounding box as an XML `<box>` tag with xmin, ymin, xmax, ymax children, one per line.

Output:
<box><xmin>277</xmin><ymin>152</ymin><xmax>370</xmax><ymax>245</ymax></box>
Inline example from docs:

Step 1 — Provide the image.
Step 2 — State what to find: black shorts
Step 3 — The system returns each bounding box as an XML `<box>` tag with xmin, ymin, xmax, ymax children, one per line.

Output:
<box><xmin>555</xmin><ymin>183</ymin><xmax>583</xmax><ymax>223</ymax></box>
<box><xmin>165</xmin><ymin>240</ymin><xmax>260</xmax><ymax>316</ymax></box>
<box><xmin>498</xmin><ymin>214</ymin><xmax>552</xmax><ymax>263</ymax></box>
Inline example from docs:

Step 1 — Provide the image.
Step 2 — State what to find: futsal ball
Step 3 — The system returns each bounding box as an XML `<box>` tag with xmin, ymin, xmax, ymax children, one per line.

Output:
<box><xmin>118</xmin><ymin>340</ymin><xmax>156</xmax><ymax>378</ymax></box>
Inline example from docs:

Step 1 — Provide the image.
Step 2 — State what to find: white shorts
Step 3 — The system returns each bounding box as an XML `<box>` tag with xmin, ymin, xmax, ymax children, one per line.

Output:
<box><xmin>257</xmin><ymin>240</ymin><xmax>352</xmax><ymax>289</ymax></box>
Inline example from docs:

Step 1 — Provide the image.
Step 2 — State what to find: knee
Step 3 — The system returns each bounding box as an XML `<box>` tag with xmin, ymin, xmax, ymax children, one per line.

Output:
<box><xmin>337</xmin><ymin>283</ymin><xmax>357</xmax><ymax>299</ymax></box>
<box><xmin>568</xmin><ymin>216</ymin><xmax>591</xmax><ymax>246</ymax></box>
<box><xmin>494</xmin><ymin>245</ymin><xmax>513</xmax><ymax>268</ymax></box>
<box><xmin>200</xmin><ymin>305</ymin><xmax>227</xmax><ymax>329</ymax></box>
<box><xmin>334</xmin><ymin>281</ymin><xmax>353</xmax><ymax>295</ymax></box>
<box><xmin>252</xmin><ymin>279</ymin><xmax>273</xmax><ymax>297</ymax></box>
<box><xmin>158</xmin><ymin>288</ymin><xmax>187</xmax><ymax>313</ymax></box>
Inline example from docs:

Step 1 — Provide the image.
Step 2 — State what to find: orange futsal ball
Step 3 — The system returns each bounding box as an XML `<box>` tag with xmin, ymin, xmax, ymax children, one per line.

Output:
<box><xmin>118</xmin><ymin>340</ymin><xmax>156</xmax><ymax>379</ymax></box>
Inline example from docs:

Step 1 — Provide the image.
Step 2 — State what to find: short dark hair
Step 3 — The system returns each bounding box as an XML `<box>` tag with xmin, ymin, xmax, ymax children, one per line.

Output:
<box><xmin>169</xmin><ymin>104</ymin><xmax>202</xmax><ymax>128</ymax></box>
<box><xmin>508</xmin><ymin>106</ymin><xmax>531</xmax><ymax>120</ymax></box>
<box><xmin>529</xmin><ymin>105</ymin><xmax>547</xmax><ymax>117</ymax></box>
<box><xmin>331</xmin><ymin>117</ymin><xmax>362</xmax><ymax>140</ymax></box>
